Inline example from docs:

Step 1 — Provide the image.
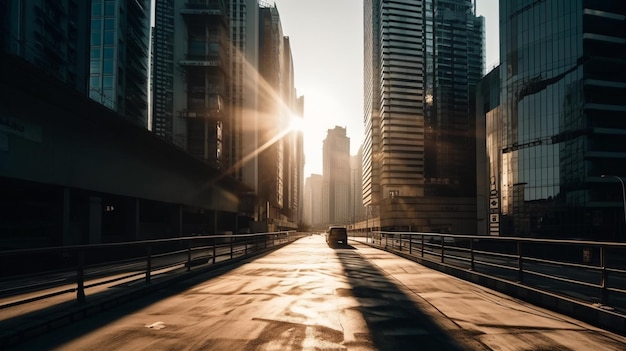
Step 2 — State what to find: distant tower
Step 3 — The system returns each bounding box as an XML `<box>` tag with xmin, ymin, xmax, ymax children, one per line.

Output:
<box><xmin>323</xmin><ymin>126</ymin><xmax>351</xmax><ymax>226</ymax></box>
<box><xmin>304</xmin><ymin>174</ymin><xmax>324</xmax><ymax>229</ymax></box>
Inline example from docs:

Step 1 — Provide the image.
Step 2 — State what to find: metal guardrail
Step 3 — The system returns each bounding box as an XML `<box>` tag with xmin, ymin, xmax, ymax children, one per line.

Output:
<box><xmin>0</xmin><ymin>231</ymin><xmax>304</xmax><ymax>310</ymax></box>
<box><xmin>361</xmin><ymin>231</ymin><xmax>626</xmax><ymax>313</ymax></box>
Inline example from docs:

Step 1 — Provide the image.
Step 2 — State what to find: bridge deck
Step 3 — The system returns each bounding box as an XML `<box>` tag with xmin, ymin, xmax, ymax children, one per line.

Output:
<box><xmin>7</xmin><ymin>235</ymin><xmax>626</xmax><ymax>350</ymax></box>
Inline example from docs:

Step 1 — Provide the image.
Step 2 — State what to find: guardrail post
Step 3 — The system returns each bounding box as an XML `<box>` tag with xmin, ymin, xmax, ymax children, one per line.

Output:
<box><xmin>146</xmin><ymin>245</ymin><xmax>152</xmax><ymax>284</ymax></box>
<box><xmin>399</xmin><ymin>234</ymin><xmax>403</xmax><ymax>251</ymax></box>
<box><xmin>470</xmin><ymin>239</ymin><xmax>475</xmax><ymax>271</ymax></box>
<box><xmin>230</xmin><ymin>236</ymin><xmax>234</xmax><ymax>259</ymax></box>
<box><xmin>186</xmin><ymin>240</ymin><xmax>192</xmax><ymax>272</ymax></box>
<box><xmin>385</xmin><ymin>233</ymin><xmax>388</xmax><ymax>248</ymax></box>
<box><xmin>76</xmin><ymin>250</ymin><xmax>85</xmax><ymax>303</ymax></box>
<box><xmin>409</xmin><ymin>235</ymin><xmax>412</xmax><ymax>254</ymax></box>
<box><xmin>245</xmin><ymin>239</ymin><xmax>248</xmax><ymax>255</ymax></box>
<box><xmin>441</xmin><ymin>239</ymin><xmax>445</xmax><ymax>263</ymax></box>
<box><xmin>517</xmin><ymin>242</ymin><xmax>523</xmax><ymax>283</ymax></box>
<box><xmin>212</xmin><ymin>238</ymin><xmax>216</xmax><ymax>264</ymax></box>
<box><xmin>421</xmin><ymin>234</ymin><xmax>424</xmax><ymax>257</ymax></box>
<box><xmin>600</xmin><ymin>246</ymin><xmax>608</xmax><ymax>305</ymax></box>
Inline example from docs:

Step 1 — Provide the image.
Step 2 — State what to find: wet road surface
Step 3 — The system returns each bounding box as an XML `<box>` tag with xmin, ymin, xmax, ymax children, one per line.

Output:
<box><xmin>13</xmin><ymin>235</ymin><xmax>626</xmax><ymax>350</ymax></box>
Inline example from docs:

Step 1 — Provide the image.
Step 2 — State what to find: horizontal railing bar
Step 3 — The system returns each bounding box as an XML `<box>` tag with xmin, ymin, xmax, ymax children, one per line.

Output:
<box><xmin>523</xmin><ymin>269</ymin><xmax>601</xmax><ymax>289</ymax></box>
<box><xmin>523</xmin><ymin>255</ymin><xmax>602</xmax><ymax>271</ymax></box>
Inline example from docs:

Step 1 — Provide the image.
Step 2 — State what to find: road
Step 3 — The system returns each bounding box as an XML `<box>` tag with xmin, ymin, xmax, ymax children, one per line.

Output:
<box><xmin>12</xmin><ymin>235</ymin><xmax>626</xmax><ymax>350</ymax></box>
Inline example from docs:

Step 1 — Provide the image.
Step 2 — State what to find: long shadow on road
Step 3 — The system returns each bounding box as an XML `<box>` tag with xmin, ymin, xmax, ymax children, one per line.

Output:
<box><xmin>335</xmin><ymin>245</ymin><xmax>466</xmax><ymax>350</ymax></box>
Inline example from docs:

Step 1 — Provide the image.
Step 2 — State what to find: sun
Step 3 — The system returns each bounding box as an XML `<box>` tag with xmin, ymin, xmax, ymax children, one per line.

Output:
<box><xmin>286</xmin><ymin>113</ymin><xmax>305</xmax><ymax>133</ymax></box>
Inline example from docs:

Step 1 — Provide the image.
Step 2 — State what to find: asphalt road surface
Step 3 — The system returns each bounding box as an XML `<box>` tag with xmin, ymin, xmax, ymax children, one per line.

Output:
<box><xmin>13</xmin><ymin>235</ymin><xmax>626</xmax><ymax>350</ymax></box>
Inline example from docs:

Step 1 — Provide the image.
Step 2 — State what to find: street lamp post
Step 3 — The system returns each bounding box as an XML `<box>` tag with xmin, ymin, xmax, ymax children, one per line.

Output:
<box><xmin>601</xmin><ymin>175</ymin><xmax>626</xmax><ymax>238</ymax></box>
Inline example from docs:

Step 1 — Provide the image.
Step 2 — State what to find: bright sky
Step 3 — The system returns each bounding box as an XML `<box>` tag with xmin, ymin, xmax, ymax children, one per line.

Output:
<box><xmin>272</xmin><ymin>0</ymin><xmax>500</xmax><ymax>179</ymax></box>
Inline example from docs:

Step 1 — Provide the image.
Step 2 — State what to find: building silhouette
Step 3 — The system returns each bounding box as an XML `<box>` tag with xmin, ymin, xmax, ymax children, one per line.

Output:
<box><xmin>477</xmin><ymin>0</ymin><xmax>626</xmax><ymax>240</ymax></box>
<box><xmin>363</xmin><ymin>0</ymin><xmax>484</xmax><ymax>232</ymax></box>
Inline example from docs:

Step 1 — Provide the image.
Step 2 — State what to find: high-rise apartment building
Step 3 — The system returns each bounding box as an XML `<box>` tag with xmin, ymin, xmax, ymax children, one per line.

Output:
<box><xmin>480</xmin><ymin>0</ymin><xmax>626</xmax><ymax>240</ymax></box>
<box><xmin>89</xmin><ymin>0</ymin><xmax>151</xmax><ymax>128</ymax></box>
<box><xmin>172</xmin><ymin>0</ymin><xmax>229</xmax><ymax>167</ymax></box>
<box><xmin>363</xmin><ymin>0</ymin><xmax>484</xmax><ymax>232</ymax></box>
<box><xmin>0</xmin><ymin>0</ymin><xmax>91</xmax><ymax>94</ymax></box>
<box><xmin>323</xmin><ymin>126</ymin><xmax>351</xmax><ymax>225</ymax></box>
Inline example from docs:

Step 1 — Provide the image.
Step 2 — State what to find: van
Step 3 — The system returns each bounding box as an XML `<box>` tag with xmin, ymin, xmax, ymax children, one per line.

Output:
<box><xmin>326</xmin><ymin>226</ymin><xmax>348</xmax><ymax>247</ymax></box>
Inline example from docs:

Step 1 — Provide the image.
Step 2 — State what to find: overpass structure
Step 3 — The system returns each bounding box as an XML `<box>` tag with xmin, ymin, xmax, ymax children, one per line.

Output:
<box><xmin>0</xmin><ymin>55</ymin><xmax>252</xmax><ymax>249</ymax></box>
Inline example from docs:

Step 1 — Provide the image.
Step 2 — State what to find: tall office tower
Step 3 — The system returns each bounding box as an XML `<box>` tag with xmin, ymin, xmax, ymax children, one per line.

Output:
<box><xmin>485</xmin><ymin>1</ymin><xmax>626</xmax><ymax>240</ymax></box>
<box><xmin>0</xmin><ymin>0</ymin><xmax>91</xmax><ymax>94</ymax></box>
<box><xmin>258</xmin><ymin>3</ymin><xmax>300</xmax><ymax>230</ymax></box>
<box><xmin>363</xmin><ymin>0</ymin><xmax>484</xmax><ymax>232</ymax></box>
<box><xmin>424</xmin><ymin>0</ymin><xmax>484</xmax><ymax>198</ymax></box>
<box><xmin>89</xmin><ymin>0</ymin><xmax>151</xmax><ymax>128</ymax></box>
<box><xmin>323</xmin><ymin>126</ymin><xmax>351</xmax><ymax>226</ymax></box>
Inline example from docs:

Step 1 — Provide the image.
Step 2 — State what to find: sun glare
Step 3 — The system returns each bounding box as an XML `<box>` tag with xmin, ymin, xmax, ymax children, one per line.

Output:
<box><xmin>286</xmin><ymin>113</ymin><xmax>305</xmax><ymax>133</ymax></box>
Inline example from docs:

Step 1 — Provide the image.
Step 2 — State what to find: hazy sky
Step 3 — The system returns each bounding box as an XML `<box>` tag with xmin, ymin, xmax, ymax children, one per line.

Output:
<box><xmin>271</xmin><ymin>0</ymin><xmax>500</xmax><ymax>179</ymax></box>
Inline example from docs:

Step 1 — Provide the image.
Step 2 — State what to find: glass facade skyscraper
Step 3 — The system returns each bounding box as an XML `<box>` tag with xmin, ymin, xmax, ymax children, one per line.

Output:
<box><xmin>89</xmin><ymin>0</ymin><xmax>151</xmax><ymax>128</ymax></box>
<box><xmin>363</xmin><ymin>0</ymin><xmax>484</xmax><ymax>232</ymax></box>
<box><xmin>487</xmin><ymin>0</ymin><xmax>626</xmax><ymax>239</ymax></box>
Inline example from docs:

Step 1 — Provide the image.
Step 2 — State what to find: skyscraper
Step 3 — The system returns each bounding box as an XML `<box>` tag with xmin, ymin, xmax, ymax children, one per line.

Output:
<box><xmin>257</xmin><ymin>3</ymin><xmax>301</xmax><ymax>231</ymax></box>
<box><xmin>89</xmin><ymin>0</ymin><xmax>151</xmax><ymax>128</ymax></box>
<box><xmin>152</xmin><ymin>0</ymin><xmax>175</xmax><ymax>141</ymax></box>
<box><xmin>363</xmin><ymin>0</ymin><xmax>484</xmax><ymax>232</ymax></box>
<box><xmin>481</xmin><ymin>0</ymin><xmax>626</xmax><ymax>239</ymax></box>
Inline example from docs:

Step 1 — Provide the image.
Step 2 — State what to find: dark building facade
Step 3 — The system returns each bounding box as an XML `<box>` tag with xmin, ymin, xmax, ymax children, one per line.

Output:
<box><xmin>0</xmin><ymin>0</ymin><xmax>91</xmax><ymax>94</ymax></box>
<box><xmin>487</xmin><ymin>0</ymin><xmax>626</xmax><ymax>239</ymax></box>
